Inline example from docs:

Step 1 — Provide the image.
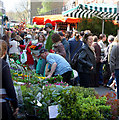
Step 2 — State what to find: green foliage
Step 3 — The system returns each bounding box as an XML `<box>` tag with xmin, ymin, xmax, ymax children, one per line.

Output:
<box><xmin>11</xmin><ymin>60</ymin><xmax>112</xmax><ymax>119</ymax></box>
<box><xmin>46</xmin><ymin>75</ymin><xmax>63</xmax><ymax>84</ymax></box>
<box><xmin>57</xmin><ymin>87</ymin><xmax>111</xmax><ymax>120</ymax></box>
<box><xmin>77</xmin><ymin>17</ymin><xmax>119</xmax><ymax>36</ymax></box>
<box><xmin>37</xmin><ymin>2</ymin><xmax>53</xmax><ymax>15</ymax></box>
<box><xmin>21</xmin><ymin>84</ymin><xmax>49</xmax><ymax>119</ymax></box>
<box><xmin>77</xmin><ymin>17</ymin><xmax>102</xmax><ymax>36</ymax></box>
<box><xmin>20</xmin><ymin>83</ymin><xmax>72</xmax><ymax>119</ymax></box>
<box><xmin>16</xmin><ymin>83</ymin><xmax>112</xmax><ymax>119</ymax></box>
<box><xmin>0</xmin><ymin>12</ymin><xmax>3</xmax><ymax>16</ymax></box>
<box><xmin>104</xmin><ymin>20</ymin><xmax>119</xmax><ymax>36</ymax></box>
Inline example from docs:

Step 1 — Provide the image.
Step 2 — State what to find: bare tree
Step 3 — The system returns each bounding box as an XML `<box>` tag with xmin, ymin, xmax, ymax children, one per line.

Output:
<box><xmin>15</xmin><ymin>0</ymin><xmax>29</xmax><ymax>22</ymax></box>
<box><xmin>7</xmin><ymin>0</ymin><xmax>29</xmax><ymax>23</ymax></box>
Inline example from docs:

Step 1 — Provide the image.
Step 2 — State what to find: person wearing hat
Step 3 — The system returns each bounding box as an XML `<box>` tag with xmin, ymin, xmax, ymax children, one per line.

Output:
<box><xmin>58</xmin><ymin>31</ymin><xmax>70</xmax><ymax>62</ymax></box>
<box><xmin>44</xmin><ymin>23</ymin><xmax>54</xmax><ymax>51</ymax></box>
<box><xmin>23</xmin><ymin>34</ymin><xmax>32</xmax><ymax>45</ymax></box>
<box><xmin>37</xmin><ymin>48</ymin><xmax>72</xmax><ymax>84</ymax></box>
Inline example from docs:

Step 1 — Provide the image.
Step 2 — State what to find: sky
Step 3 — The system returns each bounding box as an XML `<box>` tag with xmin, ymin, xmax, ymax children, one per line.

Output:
<box><xmin>2</xmin><ymin>0</ymin><xmax>118</xmax><ymax>12</ymax></box>
<box><xmin>2</xmin><ymin>0</ymin><xmax>21</xmax><ymax>12</ymax></box>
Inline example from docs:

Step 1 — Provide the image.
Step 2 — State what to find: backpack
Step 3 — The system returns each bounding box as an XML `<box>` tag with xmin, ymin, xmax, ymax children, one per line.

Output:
<box><xmin>70</xmin><ymin>49</ymin><xmax>81</xmax><ymax>70</ymax></box>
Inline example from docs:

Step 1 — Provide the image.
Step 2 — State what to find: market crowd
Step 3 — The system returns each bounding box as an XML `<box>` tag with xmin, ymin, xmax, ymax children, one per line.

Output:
<box><xmin>0</xmin><ymin>22</ymin><xmax>119</xmax><ymax>119</ymax></box>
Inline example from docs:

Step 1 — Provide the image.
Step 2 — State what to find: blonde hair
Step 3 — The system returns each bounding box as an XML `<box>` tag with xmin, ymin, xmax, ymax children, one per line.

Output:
<box><xmin>113</xmin><ymin>36</ymin><xmax>119</xmax><ymax>43</ymax></box>
<box><xmin>84</xmin><ymin>30</ymin><xmax>91</xmax><ymax>34</ymax></box>
<box><xmin>0</xmin><ymin>40</ymin><xmax>7</xmax><ymax>58</ymax></box>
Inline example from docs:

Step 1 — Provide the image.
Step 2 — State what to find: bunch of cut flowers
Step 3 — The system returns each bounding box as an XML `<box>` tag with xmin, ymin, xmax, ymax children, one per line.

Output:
<box><xmin>30</xmin><ymin>43</ymin><xmax>43</xmax><ymax>50</ymax></box>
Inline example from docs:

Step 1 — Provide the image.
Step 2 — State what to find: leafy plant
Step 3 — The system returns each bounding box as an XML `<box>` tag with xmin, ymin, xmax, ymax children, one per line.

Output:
<box><xmin>57</xmin><ymin>87</ymin><xmax>111</xmax><ymax>120</ymax></box>
<box><xmin>20</xmin><ymin>82</ymin><xmax>71</xmax><ymax>119</ymax></box>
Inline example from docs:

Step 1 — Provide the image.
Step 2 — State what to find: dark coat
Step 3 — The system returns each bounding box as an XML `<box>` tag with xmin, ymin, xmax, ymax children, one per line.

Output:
<box><xmin>1</xmin><ymin>59</ymin><xmax>18</xmax><ymax>109</ymax></box>
<box><xmin>92</xmin><ymin>42</ymin><xmax>101</xmax><ymax>63</ymax></box>
<box><xmin>62</xmin><ymin>38</ymin><xmax>70</xmax><ymax>62</ymax></box>
<box><xmin>77</xmin><ymin>44</ymin><xmax>96</xmax><ymax>73</ymax></box>
<box><xmin>68</xmin><ymin>37</ymin><xmax>83</xmax><ymax>60</ymax></box>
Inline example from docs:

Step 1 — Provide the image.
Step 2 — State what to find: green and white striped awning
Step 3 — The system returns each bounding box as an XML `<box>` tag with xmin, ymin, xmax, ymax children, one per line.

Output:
<box><xmin>62</xmin><ymin>3</ymin><xmax>119</xmax><ymax>20</ymax></box>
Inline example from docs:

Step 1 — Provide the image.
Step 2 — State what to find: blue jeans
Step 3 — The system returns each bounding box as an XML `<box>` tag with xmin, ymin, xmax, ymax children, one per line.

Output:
<box><xmin>99</xmin><ymin>63</ymin><xmax>104</xmax><ymax>85</ymax></box>
<box><xmin>107</xmin><ymin>76</ymin><xmax>114</xmax><ymax>86</ymax></box>
<box><xmin>115</xmin><ymin>69</ymin><xmax>119</xmax><ymax>99</ymax></box>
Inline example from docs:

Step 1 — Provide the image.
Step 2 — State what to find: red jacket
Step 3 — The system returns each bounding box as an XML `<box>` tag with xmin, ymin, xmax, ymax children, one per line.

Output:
<box><xmin>19</xmin><ymin>41</ymin><xmax>34</xmax><ymax>65</ymax></box>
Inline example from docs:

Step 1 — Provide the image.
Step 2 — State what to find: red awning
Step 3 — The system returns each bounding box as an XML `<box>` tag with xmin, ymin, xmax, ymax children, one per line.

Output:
<box><xmin>32</xmin><ymin>16</ymin><xmax>44</xmax><ymax>25</ymax></box>
<box><xmin>32</xmin><ymin>15</ymin><xmax>80</xmax><ymax>25</ymax></box>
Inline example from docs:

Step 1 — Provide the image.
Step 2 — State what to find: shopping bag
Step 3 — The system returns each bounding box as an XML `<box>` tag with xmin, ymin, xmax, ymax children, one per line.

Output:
<box><xmin>20</xmin><ymin>50</ymin><xmax>27</xmax><ymax>64</ymax></box>
<box><xmin>71</xmin><ymin>69</ymin><xmax>78</xmax><ymax>80</ymax></box>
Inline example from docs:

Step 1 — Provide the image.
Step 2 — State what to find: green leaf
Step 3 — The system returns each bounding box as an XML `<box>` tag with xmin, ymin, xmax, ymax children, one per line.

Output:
<box><xmin>55</xmin><ymin>85</ymin><xmax>63</xmax><ymax>91</ymax></box>
<box><xmin>42</xmin><ymin>102</ymin><xmax>47</xmax><ymax>107</ymax></box>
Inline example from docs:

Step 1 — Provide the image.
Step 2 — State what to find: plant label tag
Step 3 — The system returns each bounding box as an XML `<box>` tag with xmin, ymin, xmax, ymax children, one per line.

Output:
<box><xmin>48</xmin><ymin>105</ymin><xmax>59</xmax><ymax>119</ymax></box>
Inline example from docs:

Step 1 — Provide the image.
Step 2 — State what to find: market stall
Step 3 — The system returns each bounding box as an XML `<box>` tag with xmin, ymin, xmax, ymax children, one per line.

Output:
<box><xmin>62</xmin><ymin>3</ymin><xmax>119</xmax><ymax>34</ymax></box>
<box><xmin>32</xmin><ymin>14</ymin><xmax>81</xmax><ymax>31</ymax></box>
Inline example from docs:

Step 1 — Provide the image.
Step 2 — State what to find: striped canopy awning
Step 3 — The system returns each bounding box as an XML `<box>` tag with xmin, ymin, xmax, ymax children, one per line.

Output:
<box><xmin>63</xmin><ymin>3</ymin><xmax>119</xmax><ymax>20</ymax></box>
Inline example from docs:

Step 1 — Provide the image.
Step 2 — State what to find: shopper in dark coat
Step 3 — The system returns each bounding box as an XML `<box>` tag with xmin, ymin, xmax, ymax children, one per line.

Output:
<box><xmin>92</xmin><ymin>35</ymin><xmax>101</xmax><ymax>86</ymax></box>
<box><xmin>68</xmin><ymin>32</ymin><xmax>83</xmax><ymax>61</ymax></box>
<box><xmin>77</xmin><ymin>33</ymin><xmax>96</xmax><ymax>88</ymax></box>
<box><xmin>58</xmin><ymin>31</ymin><xmax>70</xmax><ymax>62</ymax></box>
<box><xmin>0</xmin><ymin>40</ymin><xmax>19</xmax><ymax>120</ymax></box>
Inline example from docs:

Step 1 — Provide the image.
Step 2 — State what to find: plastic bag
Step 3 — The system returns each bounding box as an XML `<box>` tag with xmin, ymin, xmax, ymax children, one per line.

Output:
<box><xmin>20</xmin><ymin>50</ymin><xmax>27</xmax><ymax>64</ymax></box>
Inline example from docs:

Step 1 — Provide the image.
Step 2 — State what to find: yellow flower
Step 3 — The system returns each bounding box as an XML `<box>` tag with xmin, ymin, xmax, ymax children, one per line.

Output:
<box><xmin>37</xmin><ymin>77</ymin><xmax>46</xmax><ymax>79</ymax></box>
<box><xmin>13</xmin><ymin>73</ymin><xmax>18</xmax><ymax>75</ymax></box>
<box><xmin>18</xmin><ymin>74</ymin><xmax>23</xmax><ymax>76</ymax></box>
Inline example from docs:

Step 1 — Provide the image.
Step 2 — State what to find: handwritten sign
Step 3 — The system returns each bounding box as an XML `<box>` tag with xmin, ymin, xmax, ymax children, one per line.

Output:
<box><xmin>48</xmin><ymin>105</ymin><xmax>59</xmax><ymax>119</ymax></box>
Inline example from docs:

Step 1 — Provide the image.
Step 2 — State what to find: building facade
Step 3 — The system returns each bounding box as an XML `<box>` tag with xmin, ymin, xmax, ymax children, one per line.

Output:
<box><xmin>28</xmin><ymin>0</ymin><xmax>63</xmax><ymax>24</ymax></box>
<box><xmin>63</xmin><ymin>0</ymin><xmax>118</xmax><ymax>11</ymax></box>
<box><xmin>0</xmin><ymin>0</ymin><xmax>5</xmax><ymax>24</ymax></box>
<box><xmin>0</xmin><ymin>0</ymin><xmax>5</xmax><ymax>15</ymax></box>
<box><xmin>0</xmin><ymin>0</ymin><xmax>5</xmax><ymax>36</ymax></box>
